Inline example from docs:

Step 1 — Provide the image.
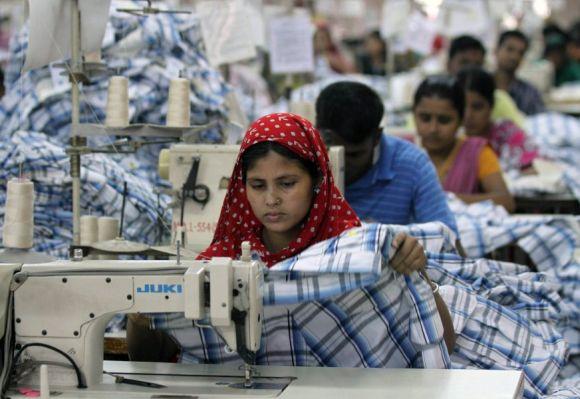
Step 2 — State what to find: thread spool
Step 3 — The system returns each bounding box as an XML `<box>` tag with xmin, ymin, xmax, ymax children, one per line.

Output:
<box><xmin>2</xmin><ymin>178</ymin><xmax>34</xmax><ymax>249</ymax></box>
<box><xmin>80</xmin><ymin>215</ymin><xmax>98</xmax><ymax>259</ymax></box>
<box><xmin>166</xmin><ymin>78</ymin><xmax>190</xmax><ymax>127</ymax></box>
<box><xmin>105</xmin><ymin>76</ymin><xmax>129</xmax><ymax>127</ymax></box>
<box><xmin>97</xmin><ymin>216</ymin><xmax>119</xmax><ymax>260</ymax></box>
<box><xmin>81</xmin><ymin>215</ymin><xmax>98</xmax><ymax>245</ymax></box>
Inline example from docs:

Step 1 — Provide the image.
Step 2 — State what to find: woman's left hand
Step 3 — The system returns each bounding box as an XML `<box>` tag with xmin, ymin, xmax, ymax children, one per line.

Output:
<box><xmin>390</xmin><ymin>232</ymin><xmax>427</xmax><ymax>275</ymax></box>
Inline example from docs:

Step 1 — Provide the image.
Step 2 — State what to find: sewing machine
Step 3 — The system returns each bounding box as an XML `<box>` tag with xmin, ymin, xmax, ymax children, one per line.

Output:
<box><xmin>2</xmin><ymin>253</ymin><xmax>526</xmax><ymax>398</ymax></box>
<box><xmin>158</xmin><ymin>144</ymin><xmax>345</xmax><ymax>252</ymax></box>
<box><xmin>4</xmin><ymin>244</ymin><xmax>262</xmax><ymax>392</ymax></box>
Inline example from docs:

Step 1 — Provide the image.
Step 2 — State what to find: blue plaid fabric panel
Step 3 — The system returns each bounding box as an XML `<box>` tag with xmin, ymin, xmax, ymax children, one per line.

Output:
<box><xmin>523</xmin><ymin>112</ymin><xmax>580</xmax><ymax>201</ymax></box>
<box><xmin>449</xmin><ymin>197</ymin><xmax>578</xmax><ymax>269</ymax></box>
<box><xmin>0</xmin><ymin>131</ymin><xmax>170</xmax><ymax>257</ymax></box>
<box><xmin>152</xmin><ymin>223</ymin><xmax>579</xmax><ymax>397</ymax></box>
<box><xmin>153</xmin><ymin>224</ymin><xmax>450</xmax><ymax>370</ymax></box>
<box><xmin>0</xmin><ymin>8</ymin><xmax>233</xmax><ymax>183</ymax></box>
<box><xmin>0</xmin><ymin>7</ymin><xmax>246</xmax><ymax>257</ymax></box>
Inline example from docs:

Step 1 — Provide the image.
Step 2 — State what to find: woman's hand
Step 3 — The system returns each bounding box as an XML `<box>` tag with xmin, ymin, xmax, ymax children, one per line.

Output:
<box><xmin>390</xmin><ymin>232</ymin><xmax>427</xmax><ymax>275</ymax></box>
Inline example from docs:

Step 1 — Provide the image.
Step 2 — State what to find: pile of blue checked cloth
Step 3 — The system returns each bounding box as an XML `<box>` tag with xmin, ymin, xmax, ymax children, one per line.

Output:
<box><xmin>0</xmin><ymin>6</ymin><xmax>236</xmax><ymax>257</ymax></box>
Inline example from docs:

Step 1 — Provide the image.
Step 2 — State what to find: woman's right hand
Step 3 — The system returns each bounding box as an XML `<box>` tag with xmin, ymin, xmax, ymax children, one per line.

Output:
<box><xmin>390</xmin><ymin>233</ymin><xmax>427</xmax><ymax>275</ymax></box>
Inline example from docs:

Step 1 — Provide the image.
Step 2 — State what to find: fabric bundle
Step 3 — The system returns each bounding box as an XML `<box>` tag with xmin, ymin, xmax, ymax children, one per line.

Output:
<box><xmin>449</xmin><ymin>196</ymin><xmax>577</xmax><ymax>269</ymax></box>
<box><xmin>0</xmin><ymin>5</ymin><xmax>242</xmax><ymax>257</ymax></box>
<box><xmin>153</xmin><ymin>222</ymin><xmax>579</xmax><ymax>398</ymax></box>
<box><xmin>0</xmin><ymin>131</ymin><xmax>169</xmax><ymax>258</ymax></box>
<box><xmin>504</xmin><ymin>112</ymin><xmax>580</xmax><ymax>200</ymax></box>
<box><xmin>154</xmin><ymin>224</ymin><xmax>450</xmax><ymax>370</ymax></box>
<box><xmin>0</xmin><ymin>6</ymin><xmax>233</xmax><ymax>183</ymax></box>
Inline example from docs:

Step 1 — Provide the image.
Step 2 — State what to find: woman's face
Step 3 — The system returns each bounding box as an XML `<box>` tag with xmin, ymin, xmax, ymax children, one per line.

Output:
<box><xmin>245</xmin><ymin>151</ymin><xmax>314</xmax><ymax>242</ymax></box>
<box><xmin>463</xmin><ymin>90</ymin><xmax>492</xmax><ymax>137</ymax></box>
<box><xmin>414</xmin><ymin>96</ymin><xmax>461</xmax><ymax>154</ymax></box>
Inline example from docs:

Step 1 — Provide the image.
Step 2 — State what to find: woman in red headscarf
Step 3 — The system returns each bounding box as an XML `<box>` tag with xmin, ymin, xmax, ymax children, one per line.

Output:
<box><xmin>127</xmin><ymin>113</ymin><xmax>452</xmax><ymax>361</ymax></box>
<box><xmin>197</xmin><ymin>112</ymin><xmax>430</xmax><ymax>273</ymax></box>
<box><xmin>197</xmin><ymin>112</ymin><xmax>361</xmax><ymax>266</ymax></box>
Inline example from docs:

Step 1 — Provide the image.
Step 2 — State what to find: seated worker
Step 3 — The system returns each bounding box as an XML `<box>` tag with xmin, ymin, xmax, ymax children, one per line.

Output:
<box><xmin>412</xmin><ymin>75</ymin><xmax>515</xmax><ymax>213</ymax></box>
<box><xmin>561</xmin><ymin>22</ymin><xmax>580</xmax><ymax>85</ymax></box>
<box><xmin>494</xmin><ymin>30</ymin><xmax>546</xmax><ymax>115</ymax></box>
<box><xmin>315</xmin><ymin>81</ymin><xmax>459</xmax><ymax>236</ymax></box>
<box><xmin>457</xmin><ymin>66</ymin><xmax>539</xmax><ymax>173</ymax></box>
<box><xmin>356</xmin><ymin>30</ymin><xmax>387</xmax><ymax>76</ymax></box>
<box><xmin>128</xmin><ymin>112</ymin><xmax>455</xmax><ymax>364</ymax></box>
<box><xmin>542</xmin><ymin>24</ymin><xmax>572</xmax><ymax>87</ymax></box>
<box><xmin>446</xmin><ymin>34</ymin><xmax>525</xmax><ymax>128</ymax></box>
<box><xmin>314</xmin><ymin>23</ymin><xmax>357</xmax><ymax>77</ymax></box>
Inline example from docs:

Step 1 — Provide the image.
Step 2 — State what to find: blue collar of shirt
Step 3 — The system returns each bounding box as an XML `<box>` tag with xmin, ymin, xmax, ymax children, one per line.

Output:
<box><xmin>348</xmin><ymin>135</ymin><xmax>396</xmax><ymax>189</ymax></box>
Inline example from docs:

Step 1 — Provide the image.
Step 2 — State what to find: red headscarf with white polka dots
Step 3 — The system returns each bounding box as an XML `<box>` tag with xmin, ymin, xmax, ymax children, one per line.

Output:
<box><xmin>197</xmin><ymin>112</ymin><xmax>361</xmax><ymax>267</ymax></box>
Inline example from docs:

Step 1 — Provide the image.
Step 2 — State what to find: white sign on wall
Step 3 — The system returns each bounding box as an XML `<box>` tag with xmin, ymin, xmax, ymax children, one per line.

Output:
<box><xmin>197</xmin><ymin>0</ymin><xmax>257</xmax><ymax>66</ymax></box>
<box><xmin>268</xmin><ymin>13</ymin><xmax>315</xmax><ymax>74</ymax></box>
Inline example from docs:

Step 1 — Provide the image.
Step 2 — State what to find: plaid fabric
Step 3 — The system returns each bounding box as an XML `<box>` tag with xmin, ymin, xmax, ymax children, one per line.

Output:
<box><xmin>0</xmin><ymin>131</ymin><xmax>170</xmax><ymax>258</ymax></box>
<box><xmin>525</xmin><ymin>113</ymin><xmax>580</xmax><ymax>168</ymax></box>
<box><xmin>408</xmin><ymin>217</ymin><xmax>579</xmax><ymax>398</ymax></box>
<box><xmin>427</xmin><ymin>254</ymin><xmax>579</xmax><ymax>398</ymax></box>
<box><xmin>441</xmin><ymin>285</ymin><xmax>567</xmax><ymax>399</ymax></box>
<box><xmin>518</xmin><ymin>112</ymin><xmax>580</xmax><ymax>201</ymax></box>
<box><xmin>549</xmin><ymin>356</ymin><xmax>580</xmax><ymax>397</ymax></box>
<box><xmin>449</xmin><ymin>198</ymin><xmax>580</xmax><ymax>360</ymax></box>
<box><xmin>153</xmin><ymin>222</ymin><xmax>579</xmax><ymax>397</ymax></box>
<box><xmin>0</xmin><ymin>4</ymin><xmax>241</xmax><ymax>257</ymax></box>
<box><xmin>449</xmin><ymin>196</ymin><xmax>577</xmax><ymax>270</ymax></box>
<box><xmin>153</xmin><ymin>224</ymin><xmax>450</xmax><ymax>370</ymax></box>
<box><xmin>0</xmin><ymin>5</ymin><xmax>232</xmax><ymax>182</ymax></box>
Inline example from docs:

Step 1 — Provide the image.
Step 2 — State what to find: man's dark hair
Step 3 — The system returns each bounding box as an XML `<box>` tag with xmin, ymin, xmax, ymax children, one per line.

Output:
<box><xmin>543</xmin><ymin>24</ymin><xmax>568</xmax><ymax>54</ymax></box>
<box><xmin>498</xmin><ymin>30</ymin><xmax>529</xmax><ymax>50</ymax></box>
<box><xmin>315</xmin><ymin>81</ymin><xmax>384</xmax><ymax>144</ymax></box>
<box><xmin>448</xmin><ymin>35</ymin><xmax>486</xmax><ymax>60</ymax></box>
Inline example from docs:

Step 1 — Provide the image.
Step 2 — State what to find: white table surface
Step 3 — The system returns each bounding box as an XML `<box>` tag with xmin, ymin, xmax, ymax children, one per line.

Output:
<box><xmin>9</xmin><ymin>360</ymin><xmax>524</xmax><ymax>399</ymax></box>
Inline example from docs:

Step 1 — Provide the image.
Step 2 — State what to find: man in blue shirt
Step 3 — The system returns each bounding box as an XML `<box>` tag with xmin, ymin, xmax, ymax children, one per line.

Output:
<box><xmin>315</xmin><ymin>81</ymin><xmax>459</xmax><ymax>236</ymax></box>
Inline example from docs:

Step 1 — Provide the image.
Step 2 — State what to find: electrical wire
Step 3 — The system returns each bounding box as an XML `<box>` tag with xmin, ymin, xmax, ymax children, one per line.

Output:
<box><xmin>10</xmin><ymin>342</ymin><xmax>87</xmax><ymax>389</ymax></box>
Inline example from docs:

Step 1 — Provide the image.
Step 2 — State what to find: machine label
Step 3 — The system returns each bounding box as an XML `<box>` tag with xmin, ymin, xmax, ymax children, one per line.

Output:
<box><xmin>136</xmin><ymin>284</ymin><xmax>183</xmax><ymax>294</ymax></box>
